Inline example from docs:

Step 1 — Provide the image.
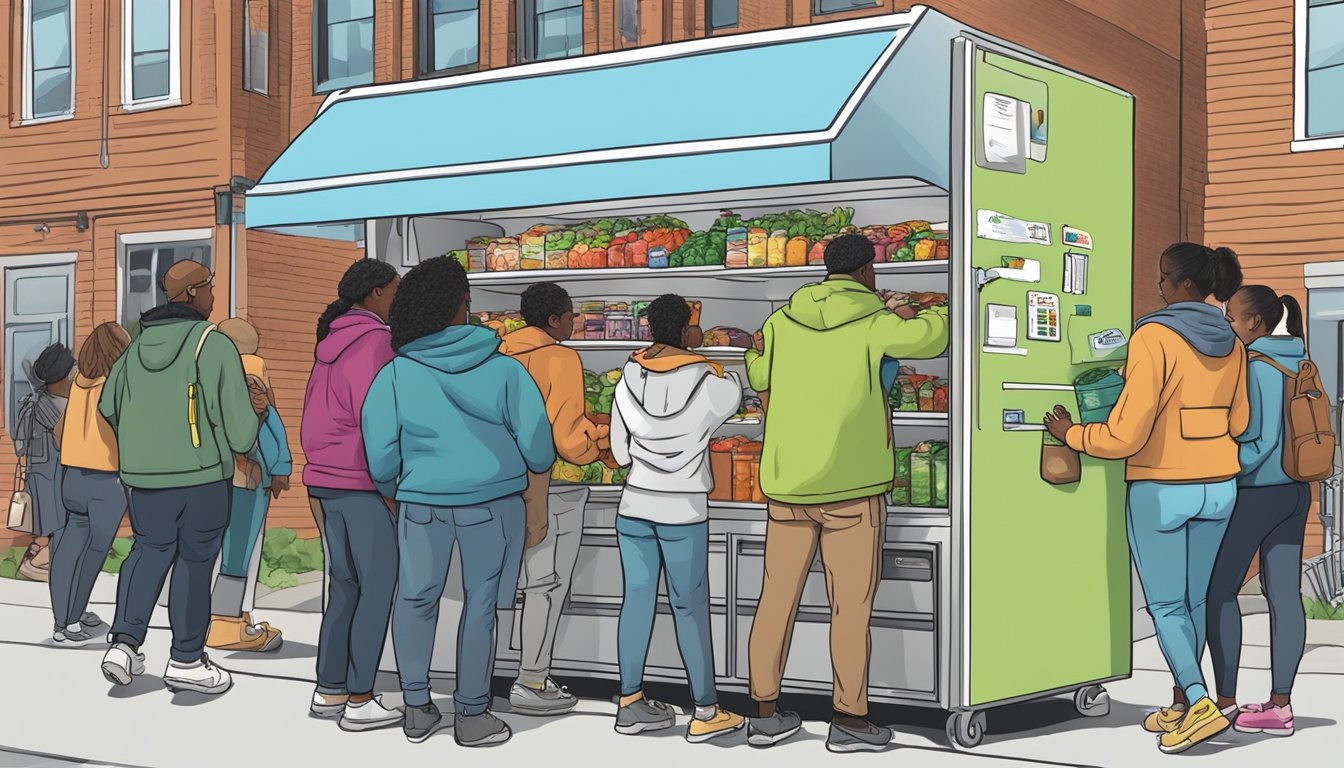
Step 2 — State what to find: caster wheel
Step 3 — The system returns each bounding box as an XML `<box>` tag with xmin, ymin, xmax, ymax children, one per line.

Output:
<box><xmin>1073</xmin><ymin>684</ymin><xmax>1110</xmax><ymax>718</ymax></box>
<box><xmin>946</xmin><ymin>710</ymin><xmax>986</xmax><ymax>749</ymax></box>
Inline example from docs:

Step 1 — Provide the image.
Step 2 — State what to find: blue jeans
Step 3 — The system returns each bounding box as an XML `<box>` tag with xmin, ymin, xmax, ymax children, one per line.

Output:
<box><xmin>50</xmin><ymin>468</ymin><xmax>124</xmax><ymax>627</ymax></box>
<box><xmin>392</xmin><ymin>495</ymin><xmax>524</xmax><ymax>715</ymax></box>
<box><xmin>1128</xmin><ymin>479</ymin><xmax>1235</xmax><ymax>704</ymax></box>
<box><xmin>312</xmin><ymin>490</ymin><xmax>398</xmax><ymax>697</ymax></box>
<box><xmin>616</xmin><ymin>515</ymin><xmax>717</xmax><ymax>707</ymax></box>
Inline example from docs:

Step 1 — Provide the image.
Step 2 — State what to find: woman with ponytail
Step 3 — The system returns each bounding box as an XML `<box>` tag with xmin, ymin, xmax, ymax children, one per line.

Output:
<box><xmin>1207</xmin><ymin>286</ymin><xmax>1311</xmax><ymax>737</ymax></box>
<box><xmin>1046</xmin><ymin>243</ymin><xmax>1250</xmax><ymax>754</ymax></box>
<box><xmin>300</xmin><ymin>258</ymin><xmax>404</xmax><ymax>731</ymax></box>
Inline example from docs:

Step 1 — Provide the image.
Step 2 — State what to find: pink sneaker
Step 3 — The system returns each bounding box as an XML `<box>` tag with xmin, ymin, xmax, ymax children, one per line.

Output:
<box><xmin>1234</xmin><ymin>702</ymin><xmax>1294</xmax><ymax>736</ymax></box>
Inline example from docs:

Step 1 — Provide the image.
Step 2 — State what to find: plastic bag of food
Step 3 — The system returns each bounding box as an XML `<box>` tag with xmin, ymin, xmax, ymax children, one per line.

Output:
<box><xmin>932</xmin><ymin>442</ymin><xmax>949</xmax><ymax>507</ymax></box>
<box><xmin>918</xmin><ymin>379</ymin><xmax>935</xmax><ymax>412</ymax></box>
<box><xmin>892</xmin><ymin>446</ymin><xmax>913</xmax><ymax>506</ymax></box>
<box><xmin>910</xmin><ymin>445</ymin><xmax>933</xmax><ymax>506</ymax></box>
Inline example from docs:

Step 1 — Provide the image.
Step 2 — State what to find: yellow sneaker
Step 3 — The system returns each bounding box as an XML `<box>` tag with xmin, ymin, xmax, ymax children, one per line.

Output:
<box><xmin>686</xmin><ymin>709</ymin><xmax>746</xmax><ymax>743</ymax></box>
<box><xmin>1159</xmin><ymin>697</ymin><xmax>1231</xmax><ymax>754</ymax></box>
<box><xmin>1142</xmin><ymin>705</ymin><xmax>1185</xmax><ymax>733</ymax></box>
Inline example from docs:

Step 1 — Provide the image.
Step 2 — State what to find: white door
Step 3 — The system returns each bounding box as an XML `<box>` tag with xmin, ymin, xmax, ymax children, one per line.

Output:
<box><xmin>4</xmin><ymin>262</ymin><xmax>75</xmax><ymax>434</ymax></box>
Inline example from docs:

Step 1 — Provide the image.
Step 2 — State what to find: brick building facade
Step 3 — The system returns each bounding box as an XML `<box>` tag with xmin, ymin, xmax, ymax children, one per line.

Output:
<box><xmin>3</xmin><ymin>1</ymin><xmax>1207</xmax><ymax>544</ymax></box>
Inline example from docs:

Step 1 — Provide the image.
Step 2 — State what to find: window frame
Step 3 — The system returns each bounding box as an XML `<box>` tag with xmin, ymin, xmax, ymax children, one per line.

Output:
<box><xmin>314</xmin><ymin>0</ymin><xmax>377</xmax><ymax>94</ymax></box>
<box><xmin>811</xmin><ymin>0</ymin><xmax>879</xmax><ymax>17</ymax></box>
<box><xmin>519</xmin><ymin>0</ymin><xmax>585</xmax><ymax>63</ymax></box>
<box><xmin>115</xmin><ymin>229</ymin><xmax>215</xmax><ymax>332</ymax></box>
<box><xmin>706</xmin><ymin>0</ymin><xmax>738</xmax><ymax>33</ymax></box>
<box><xmin>617</xmin><ymin>0</ymin><xmax>638</xmax><ymax>45</ymax></box>
<box><xmin>243</xmin><ymin>0</ymin><xmax>272</xmax><ymax>96</ymax></box>
<box><xmin>416</xmin><ymin>0</ymin><xmax>481</xmax><ymax>78</ymax></box>
<box><xmin>19</xmin><ymin>0</ymin><xmax>76</xmax><ymax>124</ymax></box>
<box><xmin>120</xmin><ymin>0</ymin><xmax>182</xmax><ymax>111</ymax></box>
<box><xmin>2</xmin><ymin>255</ymin><xmax>76</xmax><ymax>435</ymax></box>
<box><xmin>1294</xmin><ymin>0</ymin><xmax>1344</xmax><ymax>151</ymax></box>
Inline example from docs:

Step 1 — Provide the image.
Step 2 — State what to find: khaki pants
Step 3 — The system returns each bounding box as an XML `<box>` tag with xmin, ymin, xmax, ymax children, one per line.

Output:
<box><xmin>747</xmin><ymin>495</ymin><xmax>882</xmax><ymax>716</ymax></box>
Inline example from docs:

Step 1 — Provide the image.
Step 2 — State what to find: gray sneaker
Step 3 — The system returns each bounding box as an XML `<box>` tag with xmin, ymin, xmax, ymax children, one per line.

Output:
<box><xmin>615</xmin><ymin>697</ymin><xmax>677</xmax><ymax>735</ymax></box>
<box><xmin>748</xmin><ymin>709</ymin><xmax>803</xmax><ymax>747</ymax></box>
<box><xmin>455</xmin><ymin>711</ymin><xmax>512</xmax><ymax>747</ymax></box>
<box><xmin>80</xmin><ymin>611</ymin><xmax>102</xmax><ymax>628</ymax></box>
<box><xmin>510</xmin><ymin>678</ymin><xmax>577</xmax><ymax>716</ymax></box>
<box><xmin>404</xmin><ymin>703</ymin><xmax>451</xmax><ymax>744</ymax></box>
<box><xmin>827</xmin><ymin>719</ymin><xmax>894</xmax><ymax>753</ymax></box>
<box><xmin>53</xmin><ymin>624</ymin><xmax>97</xmax><ymax>648</ymax></box>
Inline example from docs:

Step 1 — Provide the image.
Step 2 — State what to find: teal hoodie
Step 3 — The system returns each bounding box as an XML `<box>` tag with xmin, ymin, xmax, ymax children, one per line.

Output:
<box><xmin>99</xmin><ymin>304</ymin><xmax>260</xmax><ymax>490</ymax></box>
<box><xmin>1238</xmin><ymin>335</ymin><xmax>1308</xmax><ymax>487</ymax></box>
<box><xmin>361</xmin><ymin>324</ymin><xmax>555</xmax><ymax>506</ymax></box>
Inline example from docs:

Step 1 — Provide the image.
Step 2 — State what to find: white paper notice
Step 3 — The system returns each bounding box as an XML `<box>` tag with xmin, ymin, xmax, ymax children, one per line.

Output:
<box><xmin>984</xmin><ymin>93</ymin><xmax>1024</xmax><ymax>164</ymax></box>
<box><xmin>977</xmin><ymin>210</ymin><xmax>1052</xmax><ymax>246</ymax></box>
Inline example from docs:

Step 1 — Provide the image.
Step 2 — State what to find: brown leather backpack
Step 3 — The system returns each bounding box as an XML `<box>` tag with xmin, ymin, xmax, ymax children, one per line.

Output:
<box><xmin>1249</xmin><ymin>352</ymin><xmax>1336</xmax><ymax>482</ymax></box>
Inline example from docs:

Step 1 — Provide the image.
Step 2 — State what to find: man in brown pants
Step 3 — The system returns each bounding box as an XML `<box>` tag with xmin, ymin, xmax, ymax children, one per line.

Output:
<box><xmin>743</xmin><ymin>235</ymin><xmax>949</xmax><ymax>753</ymax></box>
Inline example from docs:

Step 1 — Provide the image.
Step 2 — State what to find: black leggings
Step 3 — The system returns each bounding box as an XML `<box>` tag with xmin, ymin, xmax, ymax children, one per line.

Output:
<box><xmin>1207</xmin><ymin>483</ymin><xmax>1310</xmax><ymax>698</ymax></box>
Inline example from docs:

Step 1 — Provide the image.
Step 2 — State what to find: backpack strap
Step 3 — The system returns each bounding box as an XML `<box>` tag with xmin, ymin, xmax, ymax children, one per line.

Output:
<box><xmin>1247</xmin><ymin>351</ymin><xmax>1297</xmax><ymax>379</ymax></box>
<box><xmin>187</xmin><ymin>323</ymin><xmax>216</xmax><ymax>448</ymax></box>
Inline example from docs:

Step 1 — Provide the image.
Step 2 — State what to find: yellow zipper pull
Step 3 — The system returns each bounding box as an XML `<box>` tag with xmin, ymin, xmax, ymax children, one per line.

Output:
<box><xmin>188</xmin><ymin>383</ymin><xmax>200</xmax><ymax>448</ymax></box>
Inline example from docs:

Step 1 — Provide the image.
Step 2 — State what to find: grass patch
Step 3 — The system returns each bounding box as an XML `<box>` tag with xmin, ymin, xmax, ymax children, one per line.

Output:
<box><xmin>1303</xmin><ymin>596</ymin><xmax>1344</xmax><ymax>620</ymax></box>
<box><xmin>260</xmin><ymin>528</ymin><xmax>323</xmax><ymax>591</ymax></box>
<box><xmin>0</xmin><ymin>546</ymin><xmax>26</xmax><ymax>580</ymax></box>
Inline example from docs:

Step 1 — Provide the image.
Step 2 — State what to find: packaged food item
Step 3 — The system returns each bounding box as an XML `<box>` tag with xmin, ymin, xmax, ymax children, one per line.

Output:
<box><xmin>520</xmin><ymin>226</ymin><xmax>550</xmax><ymax>270</ymax></box>
<box><xmin>485</xmin><ymin>237</ymin><xmax>520</xmax><ymax>272</ymax></box>
<box><xmin>914</xmin><ymin>238</ymin><xmax>938</xmax><ymax>261</ymax></box>
<box><xmin>467</xmin><ymin>238</ymin><xmax>490</xmax><ymax>272</ymax></box>
<box><xmin>725</xmin><ymin>227</ymin><xmax>748</xmax><ymax>268</ymax></box>
<box><xmin>932</xmin><ymin>442</ymin><xmax>949</xmax><ymax>507</ymax></box>
<box><xmin>897</xmin><ymin>376</ymin><xmax>919</xmax><ymax>412</ymax></box>
<box><xmin>580</xmin><ymin>301</ymin><xmax>607</xmax><ymax>340</ymax></box>
<box><xmin>648</xmin><ymin>246</ymin><xmax>669</xmax><ymax>269</ymax></box>
<box><xmin>585</xmin><ymin>247</ymin><xmax>608</xmax><ymax>268</ymax></box>
<box><xmin>933</xmin><ymin>379</ymin><xmax>949</xmax><ymax>413</ymax></box>
<box><xmin>608</xmin><ymin>234</ymin><xmax>629</xmax><ymax>269</ymax></box>
<box><xmin>767</xmin><ymin>230</ymin><xmax>788</xmax><ymax>267</ymax></box>
<box><xmin>709</xmin><ymin>436</ymin><xmax>748</xmax><ymax>501</ymax></box>
<box><xmin>445</xmin><ymin>249</ymin><xmax>469</xmax><ymax>272</ymax></box>
<box><xmin>910</xmin><ymin>444</ymin><xmax>934</xmax><ymax>506</ymax></box>
<box><xmin>892</xmin><ymin>446</ymin><xmax>914</xmax><ymax>506</ymax></box>
<box><xmin>633</xmin><ymin>301</ymin><xmax>651</xmax><ymax>341</ymax></box>
<box><xmin>731</xmin><ymin>441</ymin><xmax>763</xmax><ymax>501</ymax></box>
<box><xmin>747</xmin><ymin>227</ymin><xmax>768</xmax><ymax>267</ymax></box>
<box><xmin>702</xmin><ymin>326</ymin><xmax>753</xmax><ymax>348</ymax></box>
<box><xmin>604</xmin><ymin>303</ymin><xmax>633</xmax><ymax>340</ymax></box>
<box><xmin>918</xmin><ymin>379</ymin><xmax>936</xmax><ymax>412</ymax></box>
<box><xmin>808</xmin><ymin>237</ymin><xmax>832</xmax><ymax>266</ymax></box>
<box><xmin>545</xmin><ymin>230</ymin><xmax>575</xmax><ymax>270</ymax></box>
<box><xmin>627</xmin><ymin>238</ymin><xmax>649</xmax><ymax>268</ymax></box>
<box><xmin>687</xmin><ymin>300</ymin><xmax>702</xmax><ymax>327</ymax></box>
<box><xmin>786</xmin><ymin>236</ymin><xmax>809</xmax><ymax>267</ymax></box>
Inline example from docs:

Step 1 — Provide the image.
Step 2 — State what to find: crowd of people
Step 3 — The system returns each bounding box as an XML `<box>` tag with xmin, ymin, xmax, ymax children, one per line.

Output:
<box><xmin>5</xmin><ymin>234</ymin><xmax>1316</xmax><ymax>755</ymax></box>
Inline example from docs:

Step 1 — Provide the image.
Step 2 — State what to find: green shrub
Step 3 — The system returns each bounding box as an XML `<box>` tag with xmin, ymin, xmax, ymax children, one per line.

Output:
<box><xmin>102</xmin><ymin>538</ymin><xmax>133</xmax><ymax>574</ymax></box>
<box><xmin>258</xmin><ymin>528</ymin><xmax>322</xmax><ymax>591</ymax></box>
<box><xmin>0</xmin><ymin>546</ymin><xmax>25</xmax><ymax>580</ymax></box>
<box><xmin>1303</xmin><ymin>596</ymin><xmax>1344</xmax><ymax>620</ymax></box>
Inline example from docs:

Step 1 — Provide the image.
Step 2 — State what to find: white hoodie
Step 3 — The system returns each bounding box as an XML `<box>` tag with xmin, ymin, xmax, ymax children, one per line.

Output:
<box><xmin>612</xmin><ymin>347</ymin><xmax>742</xmax><ymax>524</ymax></box>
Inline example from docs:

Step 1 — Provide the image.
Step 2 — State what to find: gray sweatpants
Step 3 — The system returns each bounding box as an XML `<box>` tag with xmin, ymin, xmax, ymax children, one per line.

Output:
<box><xmin>1208</xmin><ymin>482</ymin><xmax>1311</xmax><ymax>697</ymax></box>
<box><xmin>49</xmin><ymin>468</ymin><xmax>125</xmax><ymax>628</ymax></box>
<box><xmin>516</xmin><ymin>485</ymin><xmax>588</xmax><ymax>686</ymax></box>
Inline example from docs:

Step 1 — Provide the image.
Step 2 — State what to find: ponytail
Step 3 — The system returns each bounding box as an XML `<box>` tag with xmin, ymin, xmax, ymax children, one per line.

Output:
<box><xmin>1235</xmin><ymin>285</ymin><xmax>1306</xmax><ymax>339</ymax></box>
<box><xmin>1163</xmin><ymin>242</ymin><xmax>1244</xmax><ymax>302</ymax></box>
<box><xmin>316</xmin><ymin>259</ymin><xmax>399</xmax><ymax>341</ymax></box>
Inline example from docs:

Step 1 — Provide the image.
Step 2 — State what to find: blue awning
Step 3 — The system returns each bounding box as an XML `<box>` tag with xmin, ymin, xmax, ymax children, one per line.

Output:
<box><xmin>247</xmin><ymin>8</ymin><xmax>965</xmax><ymax>229</ymax></box>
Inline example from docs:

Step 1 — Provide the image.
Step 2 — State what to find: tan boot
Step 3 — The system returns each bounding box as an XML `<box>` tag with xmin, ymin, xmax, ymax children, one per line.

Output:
<box><xmin>206</xmin><ymin>612</ymin><xmax>282</xmax><ymax>652</ymax></box>
<box><xmin>18</xmin><ymin>544</ymin><xmax>50</xmax><ymax>583</ymax></box>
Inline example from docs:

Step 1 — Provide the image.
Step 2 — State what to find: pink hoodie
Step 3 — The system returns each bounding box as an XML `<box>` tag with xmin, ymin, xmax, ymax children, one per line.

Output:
<box><xmin>301</xmin><ymin>308</ymin><xmax>394</xmax><ymax>491</ymax></box>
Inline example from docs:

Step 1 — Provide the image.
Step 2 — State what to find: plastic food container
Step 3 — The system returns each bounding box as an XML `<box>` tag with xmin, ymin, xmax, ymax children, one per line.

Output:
<box><xmin>747</xmin><ymin>227</ymin><xmax>768</xmax><ymax>267</ymax></box>
<box><xmin>466</xmin><ymin>238</ymin><xmax>489</xmax><ymax>272</ymax></box>
<box><xmin>892</xmin><ymin>446</ymin><xmax>913</xmax><ymax>506</ymax></box>
<box><xmin>545</xmin><ymin>231</ymin><xmax>572</xmax><ymax>270</ymax></box>
<box><xmin>731</xmin><ymin>442</ymin><xmax>764</xmax><ymax>502</ymax></box>
<box><xmin>604</xmin><ymin>304</ymin><xmax>633</xmax><ymax>340</ymax></box>
<box><xmin>726</xmin><ymin>227</ymin><xmax>748</xmax><ymax>268</ymax></box>
<box><xmin>633</xmin><ymin>301</ymin><xmax>651</xmax><ymax>341</ymax></box>
<box><xmin>648</xmin><ymin>246</ymin><xmax>669</xmax><ymax>269</ymax></box>
<box><xmin>520</xmin><ymin>228</ymin><xmax>548</xmax><ymax>270</ymax></box>
<box><xmin>580</xmin><ymin>301</ymin><xmax>607</xmax><ymax>340</ymax></box>
<box><xmin>627</xmin><ymin>239</ymin><xmax>649</xmax><ymax>268</ymax></box>
<box><xmin>485</xmin><ymin>237</ymin><xmax>520</xmax><ymax>272</ymax></box>
<box><xmin>1074</xmin><ymin>368</ymin><xmax>1125</xmax><ymax>424</ymax></box>
<box><xmin>687</xmin><ymin>300</ymin><xmax>702</xmax><ymax>327</ymax></box>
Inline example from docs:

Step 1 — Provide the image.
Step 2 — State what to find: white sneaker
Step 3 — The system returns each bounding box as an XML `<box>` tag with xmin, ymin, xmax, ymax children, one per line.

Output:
<box><xmin>312</xmin><ymin>690</ymin><xmax>349</xmax><ymax>719</ymax></box>
<box><xmin>163</xmin><ymin>653</ymin><xmax>233</xmax><ymax>695</ymax></box>
<box><xmin>339</xmin><ymin>696</ymin><xmax>405</xmax><ymax>732</ymax></box>
<box><xmin>101</xmin><ymin>642</ymin><xmax>146</xmax><ymax>686</ymax></box>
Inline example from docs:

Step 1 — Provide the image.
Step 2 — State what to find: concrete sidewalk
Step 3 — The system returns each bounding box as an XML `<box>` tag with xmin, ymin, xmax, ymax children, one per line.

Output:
<box><xmin>0</xmin><ymin>574</ymin><xmax>1340</xmax><ymax>767</ymax></box>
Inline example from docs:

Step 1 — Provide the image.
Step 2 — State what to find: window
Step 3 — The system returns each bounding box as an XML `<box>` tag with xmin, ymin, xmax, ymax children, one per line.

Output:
<box><xmin>1296</xmin><ymin>0</ymin><xmax>1344</xmax><ymax>148</ymax></box>
<box><xmin>618</xmin><ymin>0</ymin><xmax>638</xmax><ymax>44</ymax></box>
<box><xmin>521</xmin><ymin>0</ymin><xmax>583</xmax><ymax>62</ymax></box>
<box><xmin>813</xmin><ymin>0</ymin><xmax>878</xmax><ymax>15</ymax></box>
<box><xmin>419</xmin><ymin>0</ymin><xmax>479</xmax><ymax>76</ymax></box>
<box><xmin>244</xmin><ymin>0</ymin><xmax>271</xmax><ymax>95</ymax></box>
<box><xmin>122</xmin><ymin>0</ymin><xmax>181</xmax><ymax>108</ymax></box>
<box><xmin>119</xmin><ymin>235</ymin><xmax>213</xmax><ymax>335</ymax></box>
<box><xmin>3</xmin><ymin>262</ymin><xmax>73</xmax><ymax>434</ymax></box>
<box><xmin>21</xmin><ymin>0</ymin><xmax>74</xmax><ymax>121</ymax></box>
<box><xmin>708</xmin><ymin>0</ymin><xmax>737</xmax><ymax>31</ymax></box>
<box><xmin>316</xmin><ymin>0</ymin><xmax>375</xmax><ymax>92</ymax></box>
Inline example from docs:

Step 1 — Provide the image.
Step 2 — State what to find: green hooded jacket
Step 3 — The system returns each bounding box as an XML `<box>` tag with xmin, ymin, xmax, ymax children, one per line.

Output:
<box><xmin>99</xmin><ymin>304</ymin><xmax>260</xmax><ymax>490</ymax></box>
<box><xmin>745</xmin><ymin>277</ymin><xmax>949</xmax><ymax>505</ymax></box>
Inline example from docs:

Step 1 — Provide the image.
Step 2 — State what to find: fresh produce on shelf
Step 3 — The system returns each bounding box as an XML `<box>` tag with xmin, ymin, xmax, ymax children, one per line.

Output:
<box><xmin>520</xmin><ymin>225</ymin><xmax>552</xmax><ymax>270</ymax></box>
<box><xmin>734</xmin><ymin>396</ymin><xmax>764</xmax><ymax>421</ymax></box>
<box><xmin>878</xmin><ymin>290</ymin><xmax>949</xmax><ymax>311</ymax></box>
<box><xmin>474</xmin><ymin>311</ymin><xmax>526</xmax><ymax>338</ymax></box>
<box><xmin>702</xmin><ymin>327</ymin><xmax>755</xmax><ymax>349</ymax></box>
<box><xmin>891</xmin><ymin>441</ymin><xmax>948</xmax><ymax>507</ymax></box>
<box><xmin>889</xmin><ymin>366</ymin><xmax>947</xmax><ymax>413</ymax></box>
<box><xmin>485</xmin><ymin>237</ymin><xmax>521</xmax><ymax>271</ymax></box>
<box><xmin>445</xmin><ymin>249</ymin><xmax>469</xmax><ymax>272</ymax></box>
<box><xmin>671</xmin><ymin>211</ymin><xmax>739</xmax><ymax>268</ymax></box>
<box><xmin>545</xmin><ymin>229</ymin><xmax>577</xmax><ymax>269</ymax></box>
<box><xmin>551</xmin><ymin>458</ymin><xmax>630</xmax><ymax>487</ymax></box>
<box><xmin>584</xmin><ymin>368</ymin><xmax>622</xmax><ymax>416</ymax></box>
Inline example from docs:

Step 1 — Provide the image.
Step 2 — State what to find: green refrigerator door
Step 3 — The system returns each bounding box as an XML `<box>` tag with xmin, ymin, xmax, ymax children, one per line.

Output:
<box><xmin>965</xmin><ymin>44</ymin><xmax>1134</xmax><ymax>706</ymax></box>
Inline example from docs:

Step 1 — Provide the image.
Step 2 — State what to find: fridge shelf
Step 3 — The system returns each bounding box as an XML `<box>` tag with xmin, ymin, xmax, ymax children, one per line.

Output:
<box><xmin>467</xmin><ymin>260</ymin><xmax>949</xmax><ymax>289</ymax></box>
<box><xmin>892</xmin><ymin>412</ymin><xmax>949</xmax><ymax>427</ymax></box>
<box><xmin>563</xmin><ymin>341</ymin><xmax>749</xmax><ymax>359</ymax></box>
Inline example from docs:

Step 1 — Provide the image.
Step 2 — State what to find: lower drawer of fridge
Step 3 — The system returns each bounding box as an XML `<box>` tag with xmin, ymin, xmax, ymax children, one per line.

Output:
<box><xmin>734</xmin><ymin>538</ymin><xmax>937</xmax><ymax>616</ymax></box>
<box><xmin>733</xmin><ymin>609</ymin><xmax>937</xmax><ymax>696</ymax></box>
<box><xmin>568</xmin><ymin>533</ymin><xmax>729</xmax><ymax>603</ymax></box>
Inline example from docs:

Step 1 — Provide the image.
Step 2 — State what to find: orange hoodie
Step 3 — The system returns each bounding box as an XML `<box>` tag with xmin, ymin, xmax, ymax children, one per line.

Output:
<box><xmin>499</xmin><ymin>327</ymin><xmax>606</xmax><ymax>466</ymax></box>
<box><xmin>1065</xmin><ymin>323</ymin><xmax>1249</xmax><ymax>482</ymax></box>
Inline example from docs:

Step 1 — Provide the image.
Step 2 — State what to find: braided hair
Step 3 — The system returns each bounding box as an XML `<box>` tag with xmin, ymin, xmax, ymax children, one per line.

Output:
<box><xmin>316</xmin><ymin>259</ymin><xmax>399</xmax><ymax>341</ymax></box>
<box><xmin>389</xmin><ymin>256</ymin><xmax>470</xmax><ymax>351</ymax></box>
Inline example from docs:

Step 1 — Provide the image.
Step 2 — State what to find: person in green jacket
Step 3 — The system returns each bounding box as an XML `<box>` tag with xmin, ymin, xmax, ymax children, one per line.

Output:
<box><xmin>742</xmin><ymin>234</ymin><xmax>948</xmax><ymax>753</ymax></box>
<box><xmin>97</xmin><ymin>260</ymin><xmax>267</xmax><ymax>697</ymax></box>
